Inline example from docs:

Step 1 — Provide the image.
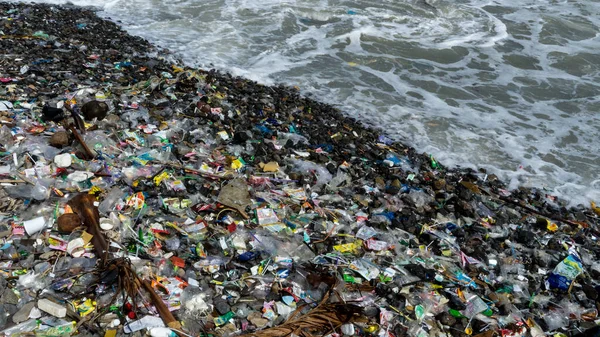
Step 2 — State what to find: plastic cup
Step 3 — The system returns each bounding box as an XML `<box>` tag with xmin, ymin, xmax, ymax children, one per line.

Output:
<box><xmin>99</xmin><ymin>218</ymin><xmax>114</xmax><ymax>230</ymax></box>
<box><xmin>23</xmin><ymin>216</ymin><xmax>47</xmax><ymax>236</ymax></box>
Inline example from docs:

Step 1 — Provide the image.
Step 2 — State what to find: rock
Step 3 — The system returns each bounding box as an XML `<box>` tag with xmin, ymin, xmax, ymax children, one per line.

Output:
<box><xmin>0</xmin><ymin>273</ymin><xmax>6</xmax><ymax>293</ymax></box>
<box><xmin>232</xmin><ymin>131</ymin><xmax>249</xmax><ymax>144</ymax></box>
<box><xmin>583</xmin><ymin>284</ymin><xmax>598</xmax><ymax>300</ymax></box>
<box><xmin>41</xmin><ymin>105</ymin><xmax>65</xmax><ymax>123</ymax></box>
<box><xmin>326</xmin><ymin>163</ymin><xmax>336</xmax><ymax>175</ymax></box>
<box><xmin>49</xmin><ymin>131</ymin><xmax>70</xmax><ymax>148</ymax></box>
<box><xmin>247</xmin><ymin>311</ymin><xmax>269</xmax><ymax>328</ymax></box>
<box><xmin>214</xmin><ymin>298</ymin><xmax>231</xmax><ymax>316</ymax></box>
<box><xmin>81</xmin><ymin>100</ymin><xmax>109</xmax><ymax>121</ymax></box>
<box><xmin>37</xmin><ymin>298</ymin><xmax>66</xmax><ymax>318</ymax></box>
<box><xmin>0</xmin><ymin>303</ymin><xmax>17</xmax><ymax>328</ymax></box>
<box><xmin>0</xmin><ymin>288</ymin><xmax>19</xmax><ymax>305</ymax></box>
<box><xmin>434</xmin><ymin>179</ymin><xmax>446</xmax><ymax>190</ymax></box>
<box><xmin>12</xmin><ymin>301</ymin><xmax>35</xmax><ymax>323</ymax></box>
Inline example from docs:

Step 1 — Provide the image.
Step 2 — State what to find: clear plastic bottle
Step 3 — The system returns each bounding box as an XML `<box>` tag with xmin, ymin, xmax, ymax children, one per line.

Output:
<box><xmin>98</xmin><ymin>187</ymin><xmax>124</xmax><ymax>215</ymax></box>
<box><xmin>0</xmin><ymin>319</ymin><xmax>38</xmax><ymax>335</ymax></box>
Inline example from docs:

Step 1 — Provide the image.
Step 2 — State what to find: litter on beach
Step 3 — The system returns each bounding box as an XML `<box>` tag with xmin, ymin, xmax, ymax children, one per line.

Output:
<box><xmin>0</xmin><ymin>3</ymin><xmax>599</xmax><ymax>337</ymax></box>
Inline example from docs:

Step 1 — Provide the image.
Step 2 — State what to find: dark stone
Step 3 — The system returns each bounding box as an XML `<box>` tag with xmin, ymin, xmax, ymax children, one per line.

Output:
<box><xmin>81</xmin><ymin>100</ymin><xmax>109</xmax><ymax>121</ymax></box>
<box><xmin>583</xmin><ymin>284</ymin><xmax>598</xmax><ymax>300</ymax></box>
<box><xmin>214</xmin><ymin>298</ymin><xmax>231</xmax><ymax>316</ymax></box>
<box><xmin>326</xmin><ymin>163</ymin><xmax>336</xmax><ymax>175</ymax></box>
<box><xmin>41</xmin><ymin>105</ymin><xmax>65</xmax><ymax>122</ymax></box>
<box><xmin>49</xmin><ymin>131</ymin><xmax>70</xmax><ymax>148</ymax></box>
<box><xmin>232</xmin><ymin>131</ymin><xmax>249</xmax><ymax>144</ymax></box>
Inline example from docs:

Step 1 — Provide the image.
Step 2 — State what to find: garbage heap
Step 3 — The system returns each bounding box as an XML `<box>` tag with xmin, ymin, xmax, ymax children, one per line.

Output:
<box><xmin>1</xmin><ymin>3</ymin><xmax>600</xmax><ymax>337</ymax></box>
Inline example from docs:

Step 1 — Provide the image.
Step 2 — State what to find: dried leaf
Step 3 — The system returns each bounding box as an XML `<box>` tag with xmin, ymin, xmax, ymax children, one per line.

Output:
<box><xmin>591</xmin><ymin>202</ymin><xmax>600</xmax><ymax>216</ymax></box>
<box><xmin>460</xmin><ymin>181</ymin><xmax>481</xmax><ymax>194</ymax></box>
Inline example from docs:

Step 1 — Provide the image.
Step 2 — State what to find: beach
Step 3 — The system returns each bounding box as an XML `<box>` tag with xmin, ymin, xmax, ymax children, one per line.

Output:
<box><xmin>0</xmin><ymin>2</ymin><xmax>599</xmax><ymax>337</ymax></box>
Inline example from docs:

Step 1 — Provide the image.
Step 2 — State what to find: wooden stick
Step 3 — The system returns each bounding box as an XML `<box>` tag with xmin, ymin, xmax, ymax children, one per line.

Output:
<box><xmin>140</xmin><ymin>279</ymin><xmax>183</xmax><ymax>333</ymax></box>
<box><xmin>68</xmin><ymin>125</ymin><xmax>95</xmax><ymax>160</ymax></box>
<box><xmin>0</xmin><ymin>179</ymin><xmax>26</xmax><ymax>184</ymax></box>
<box><xmin>14</xmin><ymin>173</ymin><xmax>35</xmax><ymax>185</ymax></box>
<box><xmin>67</xmin><ymin>193</ymin><xmax>185</xmax><ymax>335</ymax></box>
<box><xmin>67</xmin><ymin>193</ymin><xmax>109</xmax><ymax>263</ymax></box>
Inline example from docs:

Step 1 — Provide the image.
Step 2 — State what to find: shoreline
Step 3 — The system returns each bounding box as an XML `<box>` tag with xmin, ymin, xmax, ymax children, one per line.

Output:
<box><xmin>1</xmin><ymin>2</ymin><xmax>599</xmax><ymax>337</ymax></box>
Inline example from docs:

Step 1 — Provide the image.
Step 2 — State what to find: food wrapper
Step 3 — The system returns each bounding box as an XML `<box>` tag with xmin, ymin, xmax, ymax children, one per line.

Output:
<box><xmin>546</xmin><ymin>252</ymin><xmax>583</xmax><ymax>291</ymax></box>
<box><xmin>334</xmin><ymin>240</ymin><xmax>363</xmax><ymax>254</ymax></box>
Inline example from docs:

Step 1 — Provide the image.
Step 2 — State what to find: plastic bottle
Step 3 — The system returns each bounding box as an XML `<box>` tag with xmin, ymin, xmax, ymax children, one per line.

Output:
<box><xmin>99</xmin><ymin>187</ymin><xmax>124</xmax><ymax>215</ymax></box>
<box><xmin>0</xmin><ymin>319</ymin><xmax>38</xmax><ymax>335</ymax></box>
<box><xmin>31</xmin><ymin>182</ymin><xmax>49</xmax><ymax>200</ymax></box>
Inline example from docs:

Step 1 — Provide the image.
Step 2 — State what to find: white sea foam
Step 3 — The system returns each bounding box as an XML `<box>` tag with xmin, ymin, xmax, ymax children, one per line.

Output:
<box><xmin>15</xmin><ymin>0</ymin><xmax>600</xmax><ymax>206</ymax></box>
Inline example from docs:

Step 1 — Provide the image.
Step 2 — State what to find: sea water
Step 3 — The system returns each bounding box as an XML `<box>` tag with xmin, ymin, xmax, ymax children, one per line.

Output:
<box><xmin>21</xmin><ymin>0</ymin><xmax>600</xmax><ymax>205</ymax></box>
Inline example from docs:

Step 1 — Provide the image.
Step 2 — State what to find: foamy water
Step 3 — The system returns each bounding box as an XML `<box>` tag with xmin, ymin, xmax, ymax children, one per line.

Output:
<box><xmin>19</xmin><ymin>0</ymin><xmax>600</xmax><ymax>206</ymax></box>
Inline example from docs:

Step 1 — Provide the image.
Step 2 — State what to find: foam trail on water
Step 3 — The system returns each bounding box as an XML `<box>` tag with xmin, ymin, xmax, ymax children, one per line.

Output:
<box><xmin>17</xmin><ymin>0</ymin><xmax>600</xmax><ymax>206</ymax></box>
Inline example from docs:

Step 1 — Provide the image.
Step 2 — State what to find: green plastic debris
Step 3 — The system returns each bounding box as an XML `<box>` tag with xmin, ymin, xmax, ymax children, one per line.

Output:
<box><xmin>430</xmin><ymin>155</ymin><xmax>440</xmax><ymax>169</ymax></box>
<box><xmin>214</xmin><ymin>311</ymin><xmax>235</xmax><ymax>326</ymax></box>
<box><xmin>32</xmin><ymin>31</ymin><xmax>49</xmax><ymax>39</ymax></box>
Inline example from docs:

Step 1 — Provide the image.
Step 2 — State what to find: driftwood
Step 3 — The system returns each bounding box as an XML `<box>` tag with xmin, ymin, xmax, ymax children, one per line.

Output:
<box><xmin>67</xmin><ymin>124</ymin><xmax>95</xmax><ymax>160</ymax></box>
<box><xmin>238</xmin><ymin>291</ymin><xmax>363</xmax><ymax>337</ymax></box>
<box><xmin>140</xmin><ymin>279</ymin><xmax>182</xmax><ymax>331</ymax></box>
<box><xmin>68</xmin><ymin>193</ymin><xmax>109</xmax><ymax>264</ymax></box>
<box><xmin>67</xmin><ymin>192</ymin><xmax>360</xmax><ymax>337</ymax></box>
<box><xmin>67</xmin><ymin>193</ymin><xmax>183</xmax><ymax>334</ymax></box>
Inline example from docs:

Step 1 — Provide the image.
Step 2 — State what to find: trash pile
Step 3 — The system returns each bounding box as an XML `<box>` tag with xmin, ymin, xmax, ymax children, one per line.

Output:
<box><xmin>1</xmin><ymin>3</ymin><xmax>600</xmax><ymax>337</ymax></box>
